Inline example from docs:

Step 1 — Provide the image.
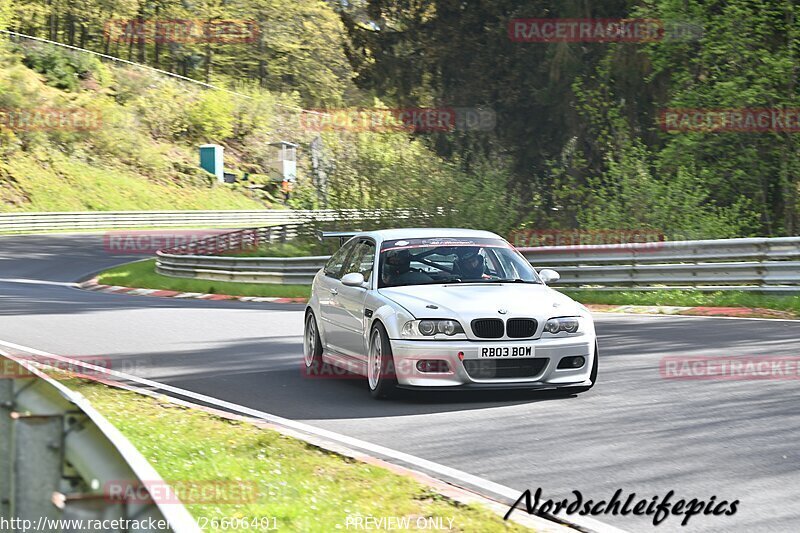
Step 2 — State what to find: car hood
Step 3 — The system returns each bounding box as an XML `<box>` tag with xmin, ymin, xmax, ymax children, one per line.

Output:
<box><xmin>378</xmin><ymin>283</ymin><xmax>583</xmax><ymax>320</ymax></box>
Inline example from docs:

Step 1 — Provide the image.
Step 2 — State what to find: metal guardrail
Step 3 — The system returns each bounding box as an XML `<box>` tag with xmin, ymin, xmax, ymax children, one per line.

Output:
<box><xmin>159</xmin><ymin>224</ymin><xmax>309</xmax><ymax>256</ymax></box>
<box><xmin>0</xmin><ymin>209</ymin><xmax>415</xmax><ymax>234</ymax></box>
<box><xmin>157</xmin><ymin>254</ymin><xmax>328</xmax><ymax>284</ymax></box>
<box><xmin>157</xmin><ymin>234</ymin><xmax>800</xmax><ymax>291</ymax></box>
<box><xmin>0</xmin><ymin>352</ymin><xmax>200</xmax><ymax>532</ymax></box>
<box><xmin>517</xmin><ymin>237</ymin><xmax>800</xmax><ymax>290</ymax></box>
<box><xmin>517</xmin><ymin>236</ymin><xmax>800</xmax><ymax>264</ymax></box>
<box><xmin>156</xmin><ymin>223</ymin><xmax>325</xmax><ymax>283</ymax></box>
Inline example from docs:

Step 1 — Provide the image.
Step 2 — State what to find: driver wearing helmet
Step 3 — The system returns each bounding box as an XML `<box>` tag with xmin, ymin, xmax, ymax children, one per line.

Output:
<box><xmin>382</xmin><ymin>249</ymin><xmax>432</xmax><ymax>286</ymax></box>
<box><xmin>455</xmin><ymin>248</ymin><xmax>486</xmax><ymax>279</ymax></box>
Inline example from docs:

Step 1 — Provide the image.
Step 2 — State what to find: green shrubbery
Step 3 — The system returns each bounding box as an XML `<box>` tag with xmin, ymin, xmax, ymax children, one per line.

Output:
<box><xmin>574</xmin><ymin>138</ymin><xmax>759</xmax><ymax>240</ymax></box>
<box><xmin>17</xmin><ymin>44</ymin><xmax>108</xmax><ymax>91</ymax></box>
<box><xmin>287</xmin><ymin>129</ymin><xmax>519</xmax><ymax>234</ymax></box>
<box><xmin>187</xmin><ymin>90</ymin><xmax>236</xmax><ymax>140</ymax></box>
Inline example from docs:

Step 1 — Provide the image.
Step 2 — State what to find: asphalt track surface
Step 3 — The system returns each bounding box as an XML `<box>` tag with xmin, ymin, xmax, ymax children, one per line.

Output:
<box><xmin>1</xmin><ymin>233</ymin><xmax>799</xmax><ymax>533</ymax></box>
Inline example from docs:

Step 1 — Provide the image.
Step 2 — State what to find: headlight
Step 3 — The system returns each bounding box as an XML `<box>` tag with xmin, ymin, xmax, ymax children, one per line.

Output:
<box><xmin>544</xmin><ymin>316</ymin><xmax>580</xmax><ymax>334</ymax></box>
<box><xmin>402</xmin><ymin>319</ymin><xmax>465</xmax><ymax>338</ymax></box>
<box><xmin>419</xmin><ymin>320</ymin><xmax>437</xmax><ymax>335</ymax></box>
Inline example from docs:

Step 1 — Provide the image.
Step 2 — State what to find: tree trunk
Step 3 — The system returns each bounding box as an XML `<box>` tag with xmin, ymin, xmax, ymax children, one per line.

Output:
<box><xmin>153</xmin><ymin>5</ymin><xmax>161</xmax><ymax>68</ymax></box>
<box><xmin>204</xmin><ymin>42</ymin><xmax>212</xmax><ymax>83</ymax></box>
<box><xmin>136</xmin><ymin>2</ymin><xmax>146</xmax><ymax>64</ymax></box>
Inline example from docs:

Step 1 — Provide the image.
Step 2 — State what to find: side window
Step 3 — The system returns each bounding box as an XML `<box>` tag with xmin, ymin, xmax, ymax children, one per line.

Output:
<box><xmin>324</xmin><ymin>239</ymin><xmax>357</xmax><ymax>279</ymax></box>
<box><xmin>343</xmin><ymin>240</ymin><xmax>375</xmax><ymax>282</ymax></box>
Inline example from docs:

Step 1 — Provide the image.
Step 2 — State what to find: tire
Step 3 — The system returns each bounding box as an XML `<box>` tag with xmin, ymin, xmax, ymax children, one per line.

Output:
<box><xmin>303</xmin><ymin>310</ymin><xmax>324</xmax><ymax>375</ymax></box>
<box><xmin>563</xmin><ymin>341</ymin><xmax>598</xmax><ymax>395</ymax></box>
<box><xmin>367</xmin><ymin>322</ymin><xmax>398</xmax><ymax>399</ymax></box>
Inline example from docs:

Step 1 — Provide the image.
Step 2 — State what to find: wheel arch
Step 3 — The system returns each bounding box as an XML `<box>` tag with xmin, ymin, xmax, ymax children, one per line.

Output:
<box><xmin>370</xmin><ymin>302</ymin><xmax>414</xmax><ymax>339</ymax></box>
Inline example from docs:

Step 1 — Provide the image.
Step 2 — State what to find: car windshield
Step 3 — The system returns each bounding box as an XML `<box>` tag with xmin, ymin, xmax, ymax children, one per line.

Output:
<box><xmin>378</xmin><ymin>237</ymin><xmax>541</xmax><ymax>288</ymax></box>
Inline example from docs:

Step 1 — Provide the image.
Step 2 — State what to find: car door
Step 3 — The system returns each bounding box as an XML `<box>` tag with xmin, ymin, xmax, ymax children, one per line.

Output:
<box><xmin>317</xmin><ymin>239</ymin><xmax>357</xmax><ymax>352</ymax></box>
<box><xmin>333</xmin><ymin>239</ymin><xmax>376</xmax><ymax>359</ymax></box>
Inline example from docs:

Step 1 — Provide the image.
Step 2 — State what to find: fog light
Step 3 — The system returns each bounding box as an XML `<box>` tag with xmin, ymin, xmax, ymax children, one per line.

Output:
<box><xmin>557</xmin><ymin>356</ymin><xmax>586</xmax><ymax>369</ymax></box>
<box><xmin>416</xmin><ymin>360</ymin><xmax>450</xmax><ymax>373</ymax></box>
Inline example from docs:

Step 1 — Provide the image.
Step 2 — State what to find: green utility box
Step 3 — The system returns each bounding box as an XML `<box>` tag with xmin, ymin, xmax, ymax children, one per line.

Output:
<box><xmin>199</xmin><ymin>144</ymin><xmax>224</xmax><ymax>182</ymax></box>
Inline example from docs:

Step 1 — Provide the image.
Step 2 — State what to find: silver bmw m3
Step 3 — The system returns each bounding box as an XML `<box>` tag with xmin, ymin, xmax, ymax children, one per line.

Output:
<box><xmin>303</xmin><ymin>228</ymin><xmax>598</xmax><ymax>399</ymax></box>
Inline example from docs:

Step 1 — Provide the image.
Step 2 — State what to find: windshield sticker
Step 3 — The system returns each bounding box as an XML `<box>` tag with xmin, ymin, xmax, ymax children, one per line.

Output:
<box><xmin>381</xmin><ymin>237</ymin><xmax>510</xmax><ymax>252</ymax></box>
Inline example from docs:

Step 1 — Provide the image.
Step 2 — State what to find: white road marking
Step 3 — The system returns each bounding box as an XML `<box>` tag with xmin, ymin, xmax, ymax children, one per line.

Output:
<box><xmin>0</xmin><ymin>278</ymin><xmax>78</xmax><ymax>287</ymax></box>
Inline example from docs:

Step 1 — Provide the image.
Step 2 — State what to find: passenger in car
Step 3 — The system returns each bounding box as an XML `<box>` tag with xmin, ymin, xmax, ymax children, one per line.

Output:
<box><xmin>382</xmin><ymin>249</ymin><xmax>433</xmax><ymax>286</ymax></box>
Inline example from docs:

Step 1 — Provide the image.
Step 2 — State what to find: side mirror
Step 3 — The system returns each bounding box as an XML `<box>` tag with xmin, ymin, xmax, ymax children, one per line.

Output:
<box><xmin>341</xmin><ymin>272</ymin><xmax>367</xmax><ymax>288</ymax></box>
<box><xmin>538</xmin><ymin>269</ymin><xmax>560</xmax><ymax>284</ymax></box>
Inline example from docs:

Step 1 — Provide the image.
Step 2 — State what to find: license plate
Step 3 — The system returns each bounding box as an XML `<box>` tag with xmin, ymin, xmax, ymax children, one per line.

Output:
<box><xmin>480</xmin><ymin>346</ymin><xmax>534</xmax><ymax>358</ymax></box>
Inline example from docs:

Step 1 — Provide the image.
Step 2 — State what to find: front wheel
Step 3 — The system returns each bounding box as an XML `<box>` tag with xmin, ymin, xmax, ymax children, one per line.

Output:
<box><xmin>367</xmin><ymin>323</ymin><xmax>398</xmax><ymax>399</ymax></box>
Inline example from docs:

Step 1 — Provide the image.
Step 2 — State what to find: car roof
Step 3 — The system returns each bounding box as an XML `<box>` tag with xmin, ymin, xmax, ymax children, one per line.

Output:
<box><xmin>357</xmin><ymin>228</ymin><xmax>504</xmax><ymax>242</ymax></box>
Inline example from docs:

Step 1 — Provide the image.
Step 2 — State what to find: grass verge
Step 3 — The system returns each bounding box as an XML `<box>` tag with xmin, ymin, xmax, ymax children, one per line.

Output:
<box><xmin>96</xmin><ymin>259</ymin><xmax>311</xmax><ymax>299</ymax></box>
<box><xmin>69</xmin><ymin>379</ymin><xmax>529</xmax><ymax>533</ymax></box>
<box><xmin>0</xmin><ymin>152</ymin><xmax>268</xmax><ymax>212</ymax></box>
<box><xmin>561</xmin><ymin>289</ymin><xmax>800</xmax><ymax>316</ymax></box>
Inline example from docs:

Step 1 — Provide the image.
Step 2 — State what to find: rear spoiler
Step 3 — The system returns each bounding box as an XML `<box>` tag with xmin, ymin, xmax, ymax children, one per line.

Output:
<box><xmin>317</xmin><ymin>230</ymin><xmax>360</xmax><ymax>246</ymax></box>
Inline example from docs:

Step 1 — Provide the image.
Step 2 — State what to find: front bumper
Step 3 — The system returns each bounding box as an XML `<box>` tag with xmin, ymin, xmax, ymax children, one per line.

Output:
<box><xmin>389</xmin><ymin>334</ymin><xmax>595</xmax><ymax>388</ymax></box>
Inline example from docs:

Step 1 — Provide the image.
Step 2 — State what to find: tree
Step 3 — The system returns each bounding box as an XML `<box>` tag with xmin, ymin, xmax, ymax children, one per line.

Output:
<box><xmin>0</xmin><ymin>0</ymin><xmax>15</xmax><ymax>30</ymax></box>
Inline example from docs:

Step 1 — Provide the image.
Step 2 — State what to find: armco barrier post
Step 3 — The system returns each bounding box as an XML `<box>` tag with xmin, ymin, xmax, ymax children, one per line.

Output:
<box><xmin>11</xmin><ymin>414</ymin><xmax>63</xmax><ymax>523</ymax></box>
<box><xmin>0</xmin><ymin>380</ymin><xmax>11</xmax><ymax>520</ymax></box>
<box><xmin>758</xmin><ymin>240</ymin><xmax>769</xmax><ymax>287</ymax></box>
